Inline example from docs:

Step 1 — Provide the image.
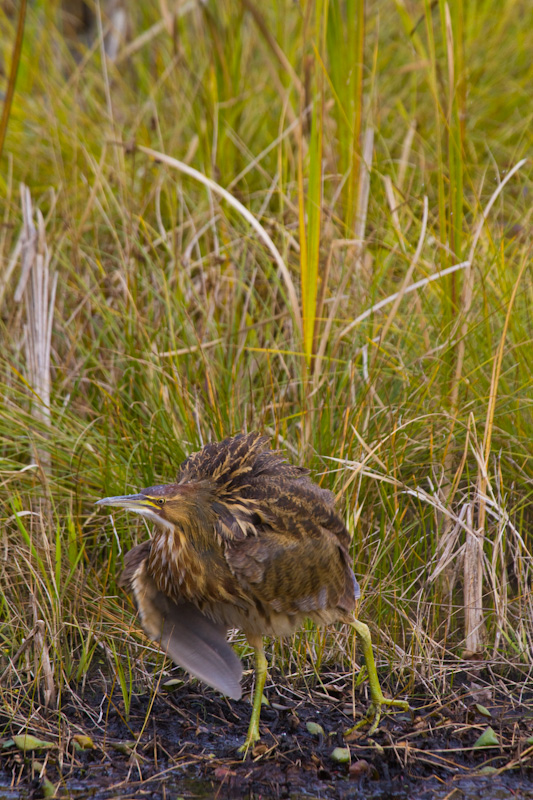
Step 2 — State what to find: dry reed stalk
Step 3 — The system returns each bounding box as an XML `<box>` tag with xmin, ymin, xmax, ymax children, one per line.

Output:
<box><xmin>462</xmin><ymin>503</ymin><xmax>485</xmax><ymax>657</ymax></box>
<box><xmin>14</xmin><ymin>185</ymin><xmax>57</xmax><ymax>478</ymax></box>
<box><xmin>443</xmin><ymin>158</ymin><xmax>527</xmax><ymax>654</ymax></box>
<box><xmin>464</xmin><ymin>253</ymin><xmax>529</xmax><ymax>656</ymax></box>
<box><xmin>32</xmin><ymin>604</ymin><xmax>56</xmax><ymax>709</ymax></box>
<box><xmin>354</xmin><ymin>125</ymin><xmax>374</xmax><ymax>247</ymax></box>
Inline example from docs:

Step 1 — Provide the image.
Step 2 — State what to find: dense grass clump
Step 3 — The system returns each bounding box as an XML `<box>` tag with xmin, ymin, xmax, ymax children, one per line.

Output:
<box><xmin>0</xmin><ymin>0</ymin><xmax>532</xmax><ymax>736</ymax></box>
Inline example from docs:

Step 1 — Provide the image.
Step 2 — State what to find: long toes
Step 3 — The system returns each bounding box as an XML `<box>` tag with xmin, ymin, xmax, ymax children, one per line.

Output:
<box><xmin>366</xmin><ymin>705</ymin><xmax>382</xmax><ymax>737</ymax></box>
<box><xmin>382</xmin><ymin>698</ymin><xmax>410</xmax><ymax>712</ymax></box>
<box><xmin>238</xmin><ymin>732</ymin><xmax>261</xmax><ymax>755</ymax></box>
<box><xmin>345</xmin><ymin>698</ymin><xmax>409</xmax><ymax>738</ymax></box>
<box><xmin>344</xmin><ymin>704</ymin><xmax>377</xmax><ymax>736</ymax></box>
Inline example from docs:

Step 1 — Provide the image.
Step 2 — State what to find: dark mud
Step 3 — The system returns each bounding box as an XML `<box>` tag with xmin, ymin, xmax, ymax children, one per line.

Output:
<box><xmin>2</xmin><ymin>670</ymin><xmax>533</xmax><ymax>799</ymax></box>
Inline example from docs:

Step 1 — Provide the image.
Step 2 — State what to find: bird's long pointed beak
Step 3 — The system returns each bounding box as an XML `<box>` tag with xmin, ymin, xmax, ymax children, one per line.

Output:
<box><xmin>96</xmin><ymin>494</ymin><xmax>147</xmax><ymax>509</ymax></box>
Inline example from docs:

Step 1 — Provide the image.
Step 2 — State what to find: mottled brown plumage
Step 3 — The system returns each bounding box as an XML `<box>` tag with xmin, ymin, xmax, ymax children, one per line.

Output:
<box><xmin>97</xmin><ymin>432</ymin><xmax>407</xmax><ymax>751</ymax></box>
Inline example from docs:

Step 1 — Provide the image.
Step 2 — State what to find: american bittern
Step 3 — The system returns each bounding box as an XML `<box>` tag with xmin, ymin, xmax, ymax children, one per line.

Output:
<box><xmin>97</xmin><ymin>432</ymin><xmax>408</xmax><ymax>750</ymax></box>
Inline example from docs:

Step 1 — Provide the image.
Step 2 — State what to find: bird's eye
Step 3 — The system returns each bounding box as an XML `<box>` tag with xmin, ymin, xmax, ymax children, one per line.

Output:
<box><xmin>155</xmin><ymin>498</ymin><xmax>166</xmax><ymax>506</ymax></box>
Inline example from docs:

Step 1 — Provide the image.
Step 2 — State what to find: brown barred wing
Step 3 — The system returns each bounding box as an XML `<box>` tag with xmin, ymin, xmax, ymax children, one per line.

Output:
<box><xmin>224</xmin><ymin>527</ymin><xmax>357</xmax><ymax>626</ymax></box>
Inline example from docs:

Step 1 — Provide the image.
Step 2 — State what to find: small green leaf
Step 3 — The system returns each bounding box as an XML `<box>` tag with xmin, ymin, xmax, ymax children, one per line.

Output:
<box><xmin>306</xmin><ymin>721</ymin><xmax>325</xmax><ymax>737</ymax></box>
<box><xmin>331</xmin><ymin>746</ymin><xmax>351</xmax><ymax>763</ymax></box>
<box><xmin>478</xmin><ymin>766</ymin><xmax>498</xmax><ymax>775</ymax></box>
<box><xmin>527</xmin><ymin>736</ymin><xmax>533</xmax><ymax>745</ymax></box>
<box><xmin>41</xmin><ymin>776</ymin><xmax>57</xmax><ymax>798</ymax></box>
<box><xmin>13</xmin><ymin>735</ymin><xmax>55</xmax><ymax>752</ymax></box>
<box><xmin>110</xmin><ymin>741</ymin><xmax>136</xmax><ymax>756</ymax></box>
<box><xmin>475</xmin><ymin>704</ymin><xmax>492</xmax><ymax>718</ymax></box>
<box><xmin>32</xmin><ymin>762</ymin><xmax>57</xmax><ymax>797</ymax></box>
<box><xmin>72</xmin><ymin>734</ymin><xmax>94</xmax><ymax>751</ymax></box>
<box><xmin>473</xmin><ymin>727</ymin><xmax>499</xmax><ymax>748</ymax></box>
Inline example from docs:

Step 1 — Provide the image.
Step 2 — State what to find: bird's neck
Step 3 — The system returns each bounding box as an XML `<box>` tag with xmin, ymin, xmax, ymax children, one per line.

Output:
<box><xmin>148</xmin><ymin>494</ymin><xmax>216</xmax><ymax>602</ymax></box>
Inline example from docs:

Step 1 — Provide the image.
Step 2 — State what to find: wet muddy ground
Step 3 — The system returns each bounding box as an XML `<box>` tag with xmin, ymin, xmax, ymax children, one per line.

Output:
<box><xmin>1</xmin><ymin>669</ymin><xmax>533</xmax><ymax>799</ymax></box>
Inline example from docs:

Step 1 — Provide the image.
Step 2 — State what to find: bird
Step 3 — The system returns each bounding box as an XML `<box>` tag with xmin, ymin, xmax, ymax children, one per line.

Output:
<box><xmin>96</xmin><ymin>432</ymin><xmax>408</xmax><ymax>751</ymax></box>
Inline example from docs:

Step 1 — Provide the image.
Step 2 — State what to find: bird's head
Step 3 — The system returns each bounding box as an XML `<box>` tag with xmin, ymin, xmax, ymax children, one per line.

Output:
<box><xmin>96</xmin><ymin>482</ymin><xmax>214</xmax><ymax>533</ymax></box>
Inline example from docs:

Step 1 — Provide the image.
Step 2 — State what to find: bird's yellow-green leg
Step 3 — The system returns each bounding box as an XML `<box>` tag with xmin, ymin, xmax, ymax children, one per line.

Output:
<box><xmin>346</xmin><ymin>620</ymin><xmax>409</xmax><ymax>737</ymax></box>
<box><xmin>239</xmin><ymin>636</ymin><xmax>268</xmax><ymax>754</ymax></box>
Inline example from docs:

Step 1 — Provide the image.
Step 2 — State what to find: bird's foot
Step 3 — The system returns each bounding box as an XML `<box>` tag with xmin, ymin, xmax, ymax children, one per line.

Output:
<box><xmin>238</xmin><ymin>721</ymin><xmax>261</xmax><ymax>756</ymax></box>
<box><xmin>349</xmin><ymin>620</ymin><xmax>410</xmax><ymax>736</ymax></box>
<box><xmin>346</xmin><ymin>696</ymin><xmax>410</xmax><ymax>738</ymax></box>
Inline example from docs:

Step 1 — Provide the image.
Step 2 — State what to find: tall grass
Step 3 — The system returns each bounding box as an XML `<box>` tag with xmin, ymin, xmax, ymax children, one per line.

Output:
<box><xmin>0</xmin><ymin>0</ymin><xmax>532</xmax><ymax>740</ymax></box>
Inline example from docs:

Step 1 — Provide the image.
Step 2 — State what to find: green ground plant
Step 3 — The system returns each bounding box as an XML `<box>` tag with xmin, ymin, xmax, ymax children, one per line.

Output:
<box><xmin>0</xmin><ymin>0</ymin><xmax>532</xmax><ymax>747</ymax></box>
